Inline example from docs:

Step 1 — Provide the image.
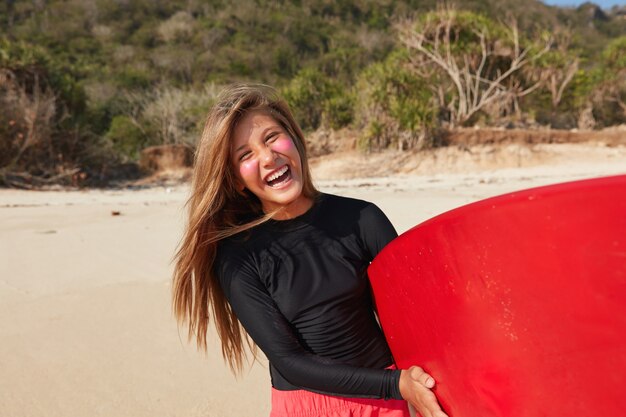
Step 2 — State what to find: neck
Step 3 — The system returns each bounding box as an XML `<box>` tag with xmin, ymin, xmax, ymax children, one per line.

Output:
<box><xmin>266</xmin><ymin>196</ymin><xmax>314</xmax><ymax>220</ymax></box>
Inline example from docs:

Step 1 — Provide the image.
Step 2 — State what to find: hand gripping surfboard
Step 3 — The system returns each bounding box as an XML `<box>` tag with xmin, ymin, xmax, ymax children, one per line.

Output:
<box><xmin>368</xmin><ymin>175</ymin><xmax>626</xmax><ymax>417</ymax></box>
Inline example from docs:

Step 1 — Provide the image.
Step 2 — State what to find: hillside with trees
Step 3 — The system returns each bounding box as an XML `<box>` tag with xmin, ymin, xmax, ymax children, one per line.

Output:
<box><xmin>1</xmin><ymin>0</ymin><xmax>625</xmax><ymax>187</ymax></box>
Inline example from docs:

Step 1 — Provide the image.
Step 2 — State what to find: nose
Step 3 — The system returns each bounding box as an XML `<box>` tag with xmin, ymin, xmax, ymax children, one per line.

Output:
<box><xmin>259</xmin><ymin>145</ymin><xmax>276</xmax><ymax>166</ymax></box>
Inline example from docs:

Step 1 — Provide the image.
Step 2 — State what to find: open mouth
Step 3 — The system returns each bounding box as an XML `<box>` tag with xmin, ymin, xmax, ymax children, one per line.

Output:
<box><xmin>265</xmin><ymin>165</ymin><xmax>291</xmax><ymax>188</ymax></box>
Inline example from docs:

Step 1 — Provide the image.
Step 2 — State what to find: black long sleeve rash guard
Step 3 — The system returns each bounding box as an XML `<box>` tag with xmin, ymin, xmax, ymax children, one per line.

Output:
<box><xmin>215</xmin><ymin>193</ymin><xmax>402</xmax><ymax>400</ymax></box>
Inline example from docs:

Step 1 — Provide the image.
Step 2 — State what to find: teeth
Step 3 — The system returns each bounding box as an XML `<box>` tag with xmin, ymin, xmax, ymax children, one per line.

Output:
<box><xmin>266</xmin><ymin>166</ymin><xmax>288</xmax><ymax>182</ymax></box>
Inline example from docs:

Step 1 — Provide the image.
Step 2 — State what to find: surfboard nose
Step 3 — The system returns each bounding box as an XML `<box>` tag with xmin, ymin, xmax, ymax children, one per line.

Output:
<box><xmin>369</xmin><ymin>174</ymin><xmax>626</xmax><ymax>417</ymax></box>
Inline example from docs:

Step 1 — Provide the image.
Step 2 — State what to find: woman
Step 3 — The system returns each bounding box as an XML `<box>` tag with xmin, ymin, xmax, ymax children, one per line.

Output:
<box><xmin>172</xmin><ymin>84</ymin><xmax>447</xmax><ymax>417</ymax></box>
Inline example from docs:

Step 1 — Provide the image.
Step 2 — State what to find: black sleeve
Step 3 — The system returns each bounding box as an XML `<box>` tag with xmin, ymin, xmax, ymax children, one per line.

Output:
<box><xmin>359</xmin><ymin>203</ymin><xmax>398</xmax><ymax>260</ymax></box>
<box><xmin>216</xmin><ymin>245</ymin><xmax>403</xmax><ymax>400</ymax></box>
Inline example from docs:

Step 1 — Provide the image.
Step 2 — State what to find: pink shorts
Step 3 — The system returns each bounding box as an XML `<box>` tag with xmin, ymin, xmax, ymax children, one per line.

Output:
<box><xmin>270</xmin><ymin>388</ymin><xmax>410</xmax><ymax>417</ymax></box>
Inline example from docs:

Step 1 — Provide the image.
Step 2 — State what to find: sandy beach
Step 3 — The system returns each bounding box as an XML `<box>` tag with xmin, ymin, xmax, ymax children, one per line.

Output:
<box><xmin>1</xmin><ymin>142</ymin><xmax>625</xmax><ymax>417</ymax></box>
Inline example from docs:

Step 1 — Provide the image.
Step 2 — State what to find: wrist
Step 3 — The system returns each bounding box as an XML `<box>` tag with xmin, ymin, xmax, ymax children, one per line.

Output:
<box><xmin>398</xmin><ymin>369</ymin><xmax>409</xmax><ymax>400</ymax></box>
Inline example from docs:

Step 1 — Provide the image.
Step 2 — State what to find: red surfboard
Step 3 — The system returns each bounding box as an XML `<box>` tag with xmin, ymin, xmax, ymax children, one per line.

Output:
<box><xmin>368</xmin><ymin>175</ymin><xmax>626</xmax><ymax>417</ymax></box>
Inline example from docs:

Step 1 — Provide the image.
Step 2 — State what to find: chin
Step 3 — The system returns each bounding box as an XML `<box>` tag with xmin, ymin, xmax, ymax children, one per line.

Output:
<box><xmin>262</xmin><ymin>185</ymin><xmax>305</xmax><ymax>210</ymax></box>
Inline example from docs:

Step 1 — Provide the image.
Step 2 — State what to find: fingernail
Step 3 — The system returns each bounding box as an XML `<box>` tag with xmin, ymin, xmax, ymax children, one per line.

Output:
<box><xmin>426</xmin><ymin>377</ymin><xmax>435</xmax><ymax>387</ymax></box>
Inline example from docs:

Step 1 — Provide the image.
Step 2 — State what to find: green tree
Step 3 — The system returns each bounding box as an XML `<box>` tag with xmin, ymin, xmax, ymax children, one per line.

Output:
<box><xmin>398</xmin><ymin>8</ymin><xmax>550</xmax><ymax>126</ymax></box>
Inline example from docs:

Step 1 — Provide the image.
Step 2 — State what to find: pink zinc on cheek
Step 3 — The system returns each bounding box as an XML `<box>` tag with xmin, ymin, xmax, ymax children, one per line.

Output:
<box><xmin>271</xmin><ymin>136</ymin><xmax>296</xmax><ymax>153</ymax></box>
<box><xmin>239</xmin><ymin>158</ymin><xmax>259</xmax><ymax>178</ymax></box>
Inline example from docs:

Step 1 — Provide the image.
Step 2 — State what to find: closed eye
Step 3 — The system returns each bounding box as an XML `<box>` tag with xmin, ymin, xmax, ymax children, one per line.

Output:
<box><xmin>265</xmin><ymin>132</ymin><xmax>279</xmax><ymax>143</ymax></box>
<box><xmin>238</xmin><ymin>150</ymin><xmax>252</xmax><ymax>161</ymax></box>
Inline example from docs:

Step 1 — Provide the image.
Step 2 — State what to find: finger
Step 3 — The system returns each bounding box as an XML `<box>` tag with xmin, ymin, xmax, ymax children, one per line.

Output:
<box><xmin>410</xmin><ymin>366</ymin><xmax>436</xmax><ymax>388</ymax></box>
<box><xmin>426</xmin><ymin>396</ymin><xmax>449</xmax><ymax>417</ymax></box>
<box><xmin>418</xmin><ymin>387</ymin><xmax>448</xmax><ymax>417</ymax></box>
<box><xmin>425</xmin><ymin>402</ymin><xmax>448</xmax><ymax>417</ymax></box>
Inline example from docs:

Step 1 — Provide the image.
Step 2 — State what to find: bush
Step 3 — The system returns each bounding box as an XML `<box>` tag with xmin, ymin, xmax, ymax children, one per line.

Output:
<box><xmin>119</xmin><ymin>83</ymin><xmax>219</xmax><ymax>149</ymax></box>
<box><xmin>105</xmin><ymin>115</ymin><xmax>147</xmax><ymax>160</ymax></box>
<box><xmin>0</xmin><ymin>39</ymin><xmax>84</xmax><ymax>172</ymax></box>
<box><xmin>114</xmin><ymin>67</ymin><xmax>154</xmax><ymax>90</ymax></box>
<box><xmin>355</xmin><ymin>50</ymin><xmax>437</xmax><ymax>151</ymax></box>
<box><xmin>281</xmin><ymin>67</ymin><xmax>354</xmax><ymax>131</ymax></box>
<box><xmin>582</xmin><ymin>36</ymin><xmax>626</xmax><ymax>127</ymax></box>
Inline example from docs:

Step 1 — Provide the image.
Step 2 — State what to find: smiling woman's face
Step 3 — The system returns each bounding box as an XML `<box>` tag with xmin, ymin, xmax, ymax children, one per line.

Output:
<box><xmin>231</xmin><ymin>109</ymin><xmax>312</xmax><ymax>219</ymax></box>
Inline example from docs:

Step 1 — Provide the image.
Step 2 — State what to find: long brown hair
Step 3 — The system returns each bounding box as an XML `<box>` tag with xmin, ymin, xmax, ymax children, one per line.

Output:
<box><xmin>172</xmin><ymin>84</ymin><xmax>318</xmax><ymax>372</ymax></box>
